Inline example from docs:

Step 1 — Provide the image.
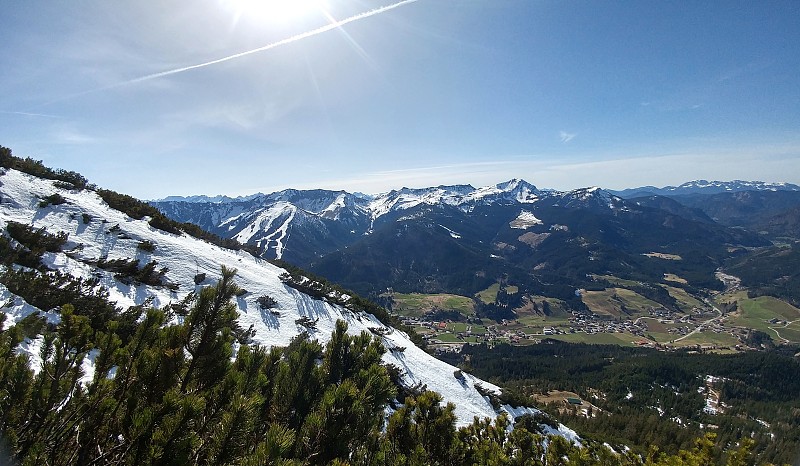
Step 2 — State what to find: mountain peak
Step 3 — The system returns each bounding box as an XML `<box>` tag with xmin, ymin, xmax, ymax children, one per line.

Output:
<box><xmin>493</xmin><ymin>178</ymin><xmax>537</xmax><ymax>193</ymax></box>
<box><xmin>465</xmin><ymin>179</ymin><xmax>540</xmax><ymax>205</ymax></box>
<box><xmin>555</xmin><ymin>186</ymin><xmax>623</xmax><ymax>210</ymax></box>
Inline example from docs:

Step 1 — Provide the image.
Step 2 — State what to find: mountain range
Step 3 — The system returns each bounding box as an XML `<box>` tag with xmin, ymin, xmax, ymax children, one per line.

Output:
<box><xmin>0</xmin><ymin>164</ymin><xmax>566</xmax><ymax>430</ymax></box>
<box><xmin>3</xmin><ymin>149</ymin><xmax>799</xmax><ymax>463</ymax></box>
<box><xmin>152</xmin><ymin>179</ymin><xmax>543</xmax><ymax>263</ymax></box>
<box><xmin>608</xmin><ymin>179</ymin><xmax>800</xmax><ymax>198</ymax></box>
<box><xmin>151</xmin><ymin>179</ymin><xmax>790</xmax><ymax>301</ymax></box>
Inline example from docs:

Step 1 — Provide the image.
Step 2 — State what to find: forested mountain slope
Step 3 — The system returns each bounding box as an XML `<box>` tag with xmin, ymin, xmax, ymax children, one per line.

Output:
<box><xmin>0</xmin><ymin>147</ymin><xmax>772</xmax><ymax>465</ymax></box>
<box><xmin>154</xmin><ymin>181</ymin><xmax>770</xmax><ymax>304</ymax></box>
<box><xmin>0</xmin><ymin>162</ymin><xmax>515</xmax><ymax>426</ymax></box>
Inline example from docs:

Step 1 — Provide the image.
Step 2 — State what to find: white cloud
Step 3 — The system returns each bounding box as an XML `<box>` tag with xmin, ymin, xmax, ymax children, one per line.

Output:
<box><xmin>559</xmin><ymin>131</ymin><xmax>576</xmax><ymax>143</ymax></box>
<box><xmin>51</xmin><ymin>127</ymin><xmax>101</xmax><ymax>145</ymax></box>
<box><xmin>535</xmin><ymin>145</ymin><xmax>800</xmax><ymax>190</ymax></box>
<box><xmin>246</xmin><ymin>143</ymin><xmax>800</xmax><ymax>196</ymax></box>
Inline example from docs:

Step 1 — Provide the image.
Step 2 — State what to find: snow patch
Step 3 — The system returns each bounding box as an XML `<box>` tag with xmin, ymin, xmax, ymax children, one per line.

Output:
<box><xmin>438</xmin><ymin>224</ymin><xmax>461</xmax><ymax>239</ymax></box>
<box><xmin>501</xmin><ymin>405</ymin><xmax>581</xmax><ymax>444</ymax></box>
<box><xmin>510</xmin><ymin>211</ymin><xmax>543</xmax><ymax>229</ymax></box>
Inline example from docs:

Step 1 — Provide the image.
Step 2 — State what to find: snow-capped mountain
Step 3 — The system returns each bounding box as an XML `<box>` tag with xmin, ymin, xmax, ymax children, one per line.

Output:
<box><xmin>156</xmin><ymin>193</ymin><xmax>266</xmax><ymax>203</ymax></box>
<box><xmin>0</xmin><ymin>167</ymin><xmax>576</xmax><ymax>430</ymax></box>
<box><xmin>610</xmin><ymin>180</ymin><xmax>800</xmax><ymax>198</ymax></box>
<box><xmin>152</xmin><ymin>179</ymin><xmax>775</xmax><ymax>301</ymax></box>
<box><xmin>610</xmin><ymin>181</ymin><xmax>800</xmax><ymax>237</ymax></box>
<box><xmin>152</xmin><ymin>179</ymin><xmax>545</xmax><ymax>263</ymax></box>
<box><xmin>551</xmin><ymin>186</ymin><xmax>625</xmax><ymax>210</ymax></box>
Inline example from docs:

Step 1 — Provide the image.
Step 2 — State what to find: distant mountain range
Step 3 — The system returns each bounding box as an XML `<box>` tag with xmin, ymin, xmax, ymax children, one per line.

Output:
<box><xmin>613</xmin><ymin>181</ymin><xmax>800</xmax><ymax>239</ymax></box>
<box><xmin>609</xmin><ymin>180</ymin><xmax>800</xmax><ymax>198</ymax></box>
<box><xmin>151</xmin><ymin>179</ymin><xmax>543</xmax><ymax>264</ymax></box>
<box><xmin>152</xmin><ymin>179</ymin><xmax>790</xmax><ymax>300</ymax></box>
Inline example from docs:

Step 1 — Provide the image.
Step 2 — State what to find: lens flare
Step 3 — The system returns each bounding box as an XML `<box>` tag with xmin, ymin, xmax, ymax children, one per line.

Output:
<box><xmin>226</xmin><ymin>0</ymin><xmax>329</xmax><ymax>24</ymax></box>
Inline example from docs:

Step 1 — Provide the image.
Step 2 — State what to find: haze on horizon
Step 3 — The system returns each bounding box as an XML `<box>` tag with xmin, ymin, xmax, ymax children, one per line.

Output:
<box><xmin>1</xmin><ymin>0</ymin><xmax>798</xmax><ymax>199</ymax></box>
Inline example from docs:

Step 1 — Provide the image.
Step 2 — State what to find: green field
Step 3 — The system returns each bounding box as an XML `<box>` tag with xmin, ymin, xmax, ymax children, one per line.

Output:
<box><xmin>581</xmin><ymin>288</ymin><xmax>661</xmax><ymax>317</ymax></box>
<box><xmin>449</xmin><ymin>322</ymin><xmax>470</xmax><ymax>332</ymax></box>
<box><xmin>548</xmin><ymin>332</ymin><xmax>638</xmax><ymax>346</ymax></box>
<box><xmin>743</xmin><ymin>297</ymin><xmax>800</xmax><ymax>320</ymax></box>
<box><xmin>590</xmin><ymin>274</ymin><xmax>641</xmax><ymax>287</ymax></box>
<box><xmin>645</xmin><ymin>331</ymin><xmax>678</xmax><ymax>344</ymax></box>
<box><xmin>661</xmin><ymin>285</ymin><xmax>704</xmax><ymax>312</ymax></box>
<box><xmin>775</xmin><ymin>323</ymin><xmax>800</xmax><ymax>343</ymax></box>
<box><xmin>516</xmin><ymin>315</ymin><xmax>571</xmax><ymax>326</ymax></box>
<box><xmin>424</xmin><ymin>321</ymin><xmax>489</xmax><ymax>333</ymax></box>
<box><xmin>432</xmin><ymin>333</ymin><xmax>461</xmax><ymax>343</ymax></box>
<box><xmin>674</xmin><ymin>331</ymin><xmax>740</xmax><ymax>347</ymax></box>
<box><xmin>639</xmin><ymin>319</ymin><xmax>685</xmax><ymax>335</ymax></box>
<box><xmin>390</xmin><ymin>292</ymin><xmax>475</xmax><ymax>317</ymax></box>
<box><xmin>731</xmin><ymin>296</ymin><xmax>800</xmax><ymax>341</ymax></box>
<box><xmin>476</xmin><ymin>283</ymin><xmax>501</xmax><ymax>304</ymax></box>
<box><xmin>662</xmin><ymin>273</ymin><xmax>688</xmax><ymax>284</ymax></box>
<box><xmin>398</xmin><ymin>285</ymin><xmax>800</xmax><ymax>348</ymax></box>
<box><xmin>516</xmin><ymin>296</ymin><xmax>572</xmax><ymax>319</ymax></box>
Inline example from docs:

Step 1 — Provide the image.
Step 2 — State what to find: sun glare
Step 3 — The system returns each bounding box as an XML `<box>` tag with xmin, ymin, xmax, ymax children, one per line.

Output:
<box><xmin>226</xmin><ymin>0</ymin><xmax>329</xmax><ymax>25</ymax></box>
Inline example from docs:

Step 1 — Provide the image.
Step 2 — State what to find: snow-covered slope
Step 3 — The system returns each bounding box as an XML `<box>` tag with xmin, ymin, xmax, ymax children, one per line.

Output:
<box><xmin>0</xmin><ymin>168</ymin><xmax>511</xmax><ymax>426</ymax></box>
<box><xmin>553</xmin><ymin>186</ymin><xmax>626</xmax><ymax>211</ymax></box>
<box><xmin>365</xmin><ymin>179</ymin><xmax>540</xmax><ymax>220</ymax></box>
<box><xmin>153</xmin><ymin>189</ymin><xmax>372</xmax><ymax>263</ymax></box>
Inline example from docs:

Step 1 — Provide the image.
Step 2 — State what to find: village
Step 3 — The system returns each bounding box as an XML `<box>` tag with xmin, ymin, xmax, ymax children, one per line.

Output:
<box><xmin>399</xmin><ymin>303</ymin><xmax>765</xmax><ymax>353</ymax></box>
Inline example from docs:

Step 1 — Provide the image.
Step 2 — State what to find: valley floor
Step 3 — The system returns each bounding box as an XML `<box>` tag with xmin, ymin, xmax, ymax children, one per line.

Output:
<box><xmin>389</xmin><ymin>286</ymin><xmax>800</xmax><ymax>354</ymax></box>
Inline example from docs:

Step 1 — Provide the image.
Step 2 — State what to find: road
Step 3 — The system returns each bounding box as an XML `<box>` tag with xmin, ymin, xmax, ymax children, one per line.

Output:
<box><xmin>673</xmin><ymin>299</ymin><xmax>723</xmax><ymax>343</ymax></box>
<box><xmin>770</xmin><ymin>318</ymin><xmax>800</xmax><ymax>343</ymax></box>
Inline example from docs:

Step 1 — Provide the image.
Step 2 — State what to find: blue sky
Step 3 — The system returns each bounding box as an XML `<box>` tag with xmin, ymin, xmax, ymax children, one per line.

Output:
<box><xmin>1</xmin><ymin>1</ymin><xmax>799</xmax><ymax>199</ymax></box>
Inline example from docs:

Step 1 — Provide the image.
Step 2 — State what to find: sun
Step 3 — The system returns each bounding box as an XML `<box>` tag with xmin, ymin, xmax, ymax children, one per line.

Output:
<box><xmin>226</xmin><ymin>0</ymin><xmax>329</xmax><ymax>25</ymax></box>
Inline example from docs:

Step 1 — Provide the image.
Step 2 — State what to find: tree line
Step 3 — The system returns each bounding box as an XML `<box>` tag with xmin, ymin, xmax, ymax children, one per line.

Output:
<box><xmin>0</xmin><ymin>265</ymin><xmax>761</xmax><ymax>465</ymax></box>
<box><xmin>457</xmin><ymin>341</ymin><xmax>800</xmax><ymax>464</ymax></box>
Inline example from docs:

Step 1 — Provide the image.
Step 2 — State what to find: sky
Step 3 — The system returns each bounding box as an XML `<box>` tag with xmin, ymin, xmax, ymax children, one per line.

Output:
<box><xmin>1</xmin><ymin>0</ymin><xmax>799</xmax><ymax>199</ymax></box>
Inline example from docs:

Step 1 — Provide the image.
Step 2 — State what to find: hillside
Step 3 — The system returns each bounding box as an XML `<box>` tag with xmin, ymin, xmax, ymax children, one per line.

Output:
<box><xmin>0</xmin><ymin>166</ymin><xmax>513</xmax><ymax>426</ymax></box>
<box><xmin>5</xmin><ymin>153</ymin><xmax>646</xmax><ymax>464</ymax></box>
<box><xmin>615</xmin><ymin>182</ymin><xmax>800</xmax><ymax>240</ymax></box>
<box><xmin>1</xmin><ymin>150</ymin><xmax>784</xmax><ymax>464</ymax></box>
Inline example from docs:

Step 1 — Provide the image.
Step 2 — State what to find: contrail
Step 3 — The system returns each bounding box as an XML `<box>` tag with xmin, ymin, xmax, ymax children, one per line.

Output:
<box><xmin>36</xmin><ymin>0</ymin><xmax>418</xmax><ymax>107</ymax></box>
<box><xmin>126</xmin><ymin>0</ymin><xmax>418</xmax><ymax>84</ymax></box>
<box><xmin>0</xmin><ymin>110</ymin><xmax>62</xmax><ymax>119</ymax></box>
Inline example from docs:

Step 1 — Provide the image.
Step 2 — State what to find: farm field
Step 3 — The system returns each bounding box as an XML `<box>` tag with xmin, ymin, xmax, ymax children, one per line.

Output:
<box><xmin>581</xmin><ymin>288</ymin><xmax>661</xmax><ymax>317</ymax></box>
<box><xmin>775</xmin><ymin>323</ymin><xmax>800</xmax><ymax>343</ymax></box>
<box><xmin>673</xmin><ymin>331</ymin><xmax>740</xmax><ymax>348</ymax></box>
<box><xmin>727</xmin><ymin>296</ymin><xmax>800</xmax><ymax>343</ymax></box>
<box><xmin>547</xmin><ymin>333</ymin><xmax>638</xmax><ymax>346</ymax></box>
<box><xmin>388</xmin><ymin>292</ymin><xmax>475</xmax><ymax>317</ymax></box>
<box><xmin>590</xmin><ymin>274</ymin><xmax>641</xmax><ymax>287</ymax></box>
<box><xmin>390</xmin><ymin>284</ymin><xmax>800</xmax><ymax>351</ymax></box>
<box><xmin>661</xmin><ymin>285</ymin><xmax>704</xmax><ymax>311</ymax></box>
<box><xmin>476</xmin><ymin>283</ymin><xmax>501</xmax><ymax>304</ymax></box>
